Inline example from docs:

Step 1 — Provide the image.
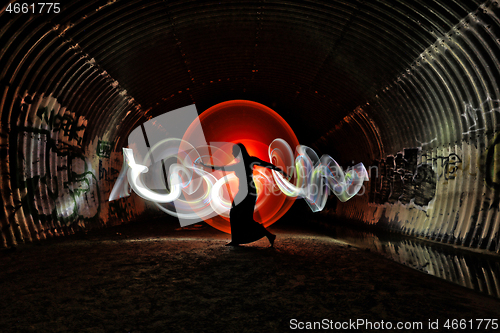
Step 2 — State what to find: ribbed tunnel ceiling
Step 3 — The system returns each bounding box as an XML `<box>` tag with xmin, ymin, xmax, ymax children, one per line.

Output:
<box><xmin>1</xmin><ymin>0</ymin><xmax>500</xmax><ymax>251</ymax></box>
<box><xmin>1</xmin><ymin>0</ymin><xmax>485</xmax><ymax>146</ymax></box>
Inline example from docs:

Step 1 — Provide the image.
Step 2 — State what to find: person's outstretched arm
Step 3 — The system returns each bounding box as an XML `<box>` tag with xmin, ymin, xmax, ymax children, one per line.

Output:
<box><xmin>195</xmin><ymin>159</ymin><xmax>239</xmax><ymax>171</ymax></box>
<box><xmin>252</xmin><ymin>157</ymin><xmax>288</xmax><ymax>178</ymax></box>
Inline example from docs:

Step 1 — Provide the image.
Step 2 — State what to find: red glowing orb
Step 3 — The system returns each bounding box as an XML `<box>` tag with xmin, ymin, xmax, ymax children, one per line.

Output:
<box><xmin>183</xmin><ymin>100</ymin><xmax>299</xmax><ymax>233</ymax></box>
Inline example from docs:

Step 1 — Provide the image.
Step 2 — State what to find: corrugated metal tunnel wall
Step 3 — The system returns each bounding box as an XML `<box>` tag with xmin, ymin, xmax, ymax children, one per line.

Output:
<box><xmin>1</xmin><ymin>0</ymin><xmax>499</xmax><ymax>252</ymax></box>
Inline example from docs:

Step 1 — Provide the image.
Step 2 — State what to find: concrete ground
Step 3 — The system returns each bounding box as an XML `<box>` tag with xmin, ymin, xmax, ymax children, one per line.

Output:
<box><xmin>1</xmin><ymin>218</ymin><xmax>500</xmax><ymax>333</ymax></box>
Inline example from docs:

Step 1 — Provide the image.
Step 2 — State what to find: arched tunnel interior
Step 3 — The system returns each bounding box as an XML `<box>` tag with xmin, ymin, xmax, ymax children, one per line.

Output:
<box><xmin>2</xmin><ymin>0</ymin><xmax>500</xmax><ymax>331</ymax></box>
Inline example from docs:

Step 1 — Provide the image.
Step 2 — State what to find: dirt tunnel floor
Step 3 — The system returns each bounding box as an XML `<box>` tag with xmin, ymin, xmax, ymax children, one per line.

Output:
<box><xmin>1</xmin><ymin>219</ymin><xmax>500</xmax><ymax>333</ymax></box>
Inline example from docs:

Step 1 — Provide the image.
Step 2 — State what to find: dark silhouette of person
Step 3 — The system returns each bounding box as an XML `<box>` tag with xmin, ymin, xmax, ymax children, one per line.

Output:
<box><xmin>197</xmin><ymin>143</ymin><xmax>287</xmax><ymax>247</ymax></box>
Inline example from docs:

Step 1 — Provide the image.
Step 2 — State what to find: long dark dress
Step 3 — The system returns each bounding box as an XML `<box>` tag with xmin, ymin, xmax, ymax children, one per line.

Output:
<box><xmin>229</xmin><ymin>156</ymin><xmax>270</xmax><ymax>244</ymax></box>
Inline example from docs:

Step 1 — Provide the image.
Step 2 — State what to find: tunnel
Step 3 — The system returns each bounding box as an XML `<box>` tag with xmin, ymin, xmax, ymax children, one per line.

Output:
<box><xmin>1</xmin><ymin>0</ymin><xmax>500</xmax><ymax>331</ymax></box>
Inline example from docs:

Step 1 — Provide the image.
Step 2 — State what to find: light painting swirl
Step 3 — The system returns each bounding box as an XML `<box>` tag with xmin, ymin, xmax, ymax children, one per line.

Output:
<box><xmin>113</xmin><ymin>138</ymin><xmax>369</xmax><ymax>224</ymax></box>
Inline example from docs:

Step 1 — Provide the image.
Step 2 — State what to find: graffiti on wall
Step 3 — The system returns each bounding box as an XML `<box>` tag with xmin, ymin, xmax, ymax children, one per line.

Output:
<box><xmin>370</xmin><ymin>147</ymin><xmax>464</xmax><ymax>207</ymax></box>
<box><xmin>478</xmin><ymin>133</ymin><xmax>500</xmax><ymax>212</ymax></box>
<box><xmin>97</xmin><ymin>140</ymin><xmax>113</xmax><ymax>158</ymax></box>
<box><xmin>36</xmin><ymin>104</ymin><xmax>86</xmax><ymax>147</ymax></box>
<box><xmin>412</xmin><ymin>164</ymin><xmax>437</xmax><ymax>207</ymax></box>
<box><xmin>9</xmin><ymin>93</ymin><xmax>101</xmax><ymax>229</ymax></box>
<box><xmin>98</xmin><ymin>159</ymin><xmax>120</xmax><ymax>182</ymax></box>
<box><xmin>370</xmin><ymin>148</ymin><xmax>437</xmax><ymax>207</ymax></box>
<box><xmin>462</xmin><ymin>97</ymin><xmax>500</xmax><ymax>136</ymax></box>
<box><xmin>97</xmin><ymin>151</ymin><xmax>138</xmax><ymax>222</ymax></box>
<box><xmin>482</xmin><ymin>134</ymin><xmax>500</xmax><ymax>192</ymax></box>
<box><xmin>422</xmin><ymin>153</ymin><xmax>462</xmax><ymax>181</ymax></box>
